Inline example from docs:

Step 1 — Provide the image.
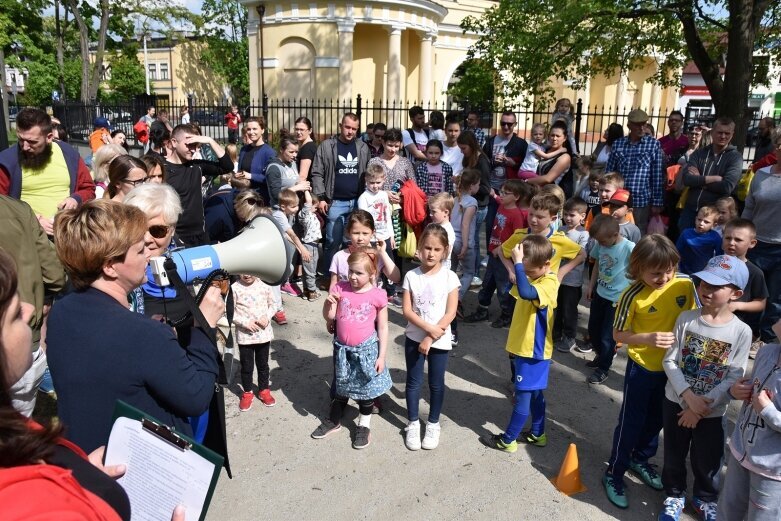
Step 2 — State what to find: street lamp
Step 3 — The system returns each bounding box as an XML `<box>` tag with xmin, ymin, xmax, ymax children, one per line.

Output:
<box><xmin>136</xmin><ymin>28</ymin><xmax>150</xmax><ymax>95</ymax></box>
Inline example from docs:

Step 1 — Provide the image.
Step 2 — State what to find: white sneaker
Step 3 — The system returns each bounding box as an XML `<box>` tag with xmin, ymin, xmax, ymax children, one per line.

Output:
<box><xmin>405</xmin><ymin>420</ymin><xmax>421</xmax><ymax>451</ymax></box>
<box><xmin>471</xmin><ymin>276</ymin><xmax>483</xmax><ymax>288</ymax></box>
<box><xmin>422</xmin><ymin>421</ymin><xmax>441</xmax><ymax>450</ymax></box>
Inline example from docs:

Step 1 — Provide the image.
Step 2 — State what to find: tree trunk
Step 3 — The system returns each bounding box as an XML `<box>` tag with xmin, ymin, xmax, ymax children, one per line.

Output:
<box><xmin>64</xmin><ymin>0</ymin><xmax>91</xmax><ymax>104</ymax></box>
<box><xmin>88</xmin><ymin>0</ymin><xmax>110</xmax><ymax>102</ymax></box>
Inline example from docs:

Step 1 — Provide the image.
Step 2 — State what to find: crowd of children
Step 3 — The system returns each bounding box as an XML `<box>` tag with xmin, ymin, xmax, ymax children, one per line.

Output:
<box><xmin>227</xmin><ymin>124</ymin><xmax>779</xmax><ymax>521</ymax></box>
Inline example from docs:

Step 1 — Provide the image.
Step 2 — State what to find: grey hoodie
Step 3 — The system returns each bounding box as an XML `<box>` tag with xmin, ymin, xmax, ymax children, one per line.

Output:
<box><xmin>729</xmin><ymin>343</ymin><xmax>781</xmax><ymax>481</ymax></box>
<box><xmin>682</xmin><ymin>144</ymin><xmax>743</xmax><ymax>210</ymax></box>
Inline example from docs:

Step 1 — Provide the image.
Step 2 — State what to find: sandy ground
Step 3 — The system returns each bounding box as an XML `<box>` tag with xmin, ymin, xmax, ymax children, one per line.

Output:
<box><xmin>207</xmin><ymin>287</ymin><xmax>731</xmax><ymax>521</ymax></box>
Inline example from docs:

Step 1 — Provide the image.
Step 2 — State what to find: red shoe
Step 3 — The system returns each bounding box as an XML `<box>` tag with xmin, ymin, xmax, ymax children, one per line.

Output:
<box><xmin>257</xmin><ymin>388</ymin><xmax>276</xmax><ymax>407</ymax></box>
<box><xmin>272</xmin><ymin>311</ymin><xmax>288</xmax><ymax>325</ymax></box>
<box><xmin>239</xmin><ymin>392</ymin><xmax>253</xmax><ymax>412</ymax></box>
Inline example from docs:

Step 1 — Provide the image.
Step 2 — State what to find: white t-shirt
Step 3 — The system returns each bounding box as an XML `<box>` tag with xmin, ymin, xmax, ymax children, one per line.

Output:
<box><xmin>442</xmin><ymin>144</ymin><xmax>464</xmax><ymax>175</ymax></box>
<box><xmin>357</xmin><ymin>189</ymin><xmax>393</xmax><ymax>240</ymax></box>
<box><xmin>490</xmin><ymin>136</ymin><xmax>511</xmax><ymax>188</ymax></box>
<box><xmin>403</xmin><ymin>266</ymin><xmax>461</xmax><ymax>350</ymax></box>
<box><xmin>520</xmin><ymin>142</ymin><xmax>543</xmax><ymax>172</ymax></box>
<box><xmin>430</xmin><ymin>129</ymin><xmax>446</xmax><ymax>143</ymax></box>
<box><xmin>403</xmin><ymin>129</ymin><xmax>429</xmax><ymax>156</ymax></box>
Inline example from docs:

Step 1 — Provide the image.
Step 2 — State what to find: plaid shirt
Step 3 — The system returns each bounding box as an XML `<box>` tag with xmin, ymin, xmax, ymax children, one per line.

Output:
<box><xmin>606</xmin><ymin>135</ymin><xmax>664</xmax><ymax>208</ymax></box>
<box><xmin>415</xmin><ymin>161</ymin><xmax>455</xmax><ymax>196</ymax></box>
<box><xmin>465</xmin><ymin>127</ymin><xmax>486</xmax><ymax>148</ymax></box>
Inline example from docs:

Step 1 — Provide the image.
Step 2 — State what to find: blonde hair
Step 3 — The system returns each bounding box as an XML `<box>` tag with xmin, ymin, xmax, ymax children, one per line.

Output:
<box><xmin>521</xmin><ymin>234</ymin><xmax>553</xmax><ymax>267</ymax></box>
<box><xmin>540</xmin><ymin>184</ymin><xmax>566</xmax><ymax>206</ymax></box>
<box><xmin>697</xmin><ymin>205</ymin><xmax>719</xmax><ymax>220</ymax></box>
<box><xmin>92</xmin><ymin>144</ymin><xmax>127</xmax><ymax>183</ymax></box>
<box><xmin>715</xmin><ymin>197</ymin><xmax>737</xmax><ymax>223</ymax></box>
<box><xmin>347</xmin><ymin>248</ymin><xmax>378</xmax><ymax>278</ymax></box>
<box><xmin>600</xmin><ymin>172</ymin><xmax>625</xmax><ymax>189</ymax></box>
<box><xmin>53</xmin><ymin>200</ymin><xmax>148</xmax><ymax>290</ymax></box>
<box><xmin>226</xmin><ymin>143</ymin><xmax>239</xmax><ymax>164</ymax></box>
<box><xmin>529</xmin><ymin>193</ymin><xmax>562</xmax><ymax>217</ymax></box>
<box><xmin>428</xmin><ymin>192</ymin><xmax>454</xmax><ymax>214</ymax></box>
<box><xmin>627</xmin><ymin>234</ymin><xmax>680</xmax><ymax>281</ymax></box>
<box><xmin>365</xmin><ymin>163</ymin><xmax>385</xmax><ymax>182</ymax></box>
<box><xmin>277</xmin><ymin>188</ymin><xmax>299</xmax><ymax>208</ymax></box>
<box><xmin>234</xmin><ymin>189</ymin><xmax>266</xmax><ymax>223</ymax></box>
<box><xmin>419</xmin><ymin>223</ymin><xmax>450</xmax><ymax>251</ymax></box>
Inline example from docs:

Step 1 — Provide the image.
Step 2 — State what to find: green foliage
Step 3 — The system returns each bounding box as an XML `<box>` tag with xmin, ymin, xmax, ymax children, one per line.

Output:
<box><xmin>462</xmin><ymin>0</ymin><xmax>779</xmax><ymax>111</ymax></box>
<box><xmin>20</xmin><ymin>57</ymin><xmax>82</xmax><ymax>106</ymax></box>
<box><xmin>445</xmin><ymin>59</ymin><xmax>496</xmax><ymax>110</ymax></box>
<box><xmin>199</xmin><ymin>0</ymin><xmax>249</xmax><ymax>104</ymax></box>
<box><xmin>104</xmin><ymin>52</ymin><xmax>146</xmax><ymax>102</ymax></box>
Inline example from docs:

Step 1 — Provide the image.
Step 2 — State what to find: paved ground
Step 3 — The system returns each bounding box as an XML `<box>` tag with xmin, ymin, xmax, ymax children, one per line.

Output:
<box><xmin>208</xmin><ymin>289</ymin><xmax>729</xmax><ymax>521</ymax></box>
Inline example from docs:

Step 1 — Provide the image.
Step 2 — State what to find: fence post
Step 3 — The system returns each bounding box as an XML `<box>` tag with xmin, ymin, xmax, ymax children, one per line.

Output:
<box><xmin>574</xmin><ymin>98</ymin><xmax>583</xmax><ymax>154</ymax></box>
<box><xmin>262</xmin><ymin>94</ymin><xmax>269</xmax><ymax>123</ymax></box>
<box><xmin>356</xmin><ymin>94</ymin><xmax>362</xmax><ymax>123</ymax></box>
<box><xmin>684</xmin><ymin>101</ymin><xmax>692</xmax><ymax>127</ymax></box>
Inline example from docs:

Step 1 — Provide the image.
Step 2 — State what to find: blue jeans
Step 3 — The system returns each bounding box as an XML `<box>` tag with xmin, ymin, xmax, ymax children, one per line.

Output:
<box><xmin>607</xmin><ymin>358</ymin><xmax>666</xmax><ymax>482</ymax></box>
<box><xmin>588</xmin><ymin>293</ymin><xmax>618</xmax><ymax>373</ymax></box>
<box><xmin>324</xmin><ymin>199</ymin><xmax>356</xmax><ymax>273</ymax></box>
<box><xmin>473</xmin><ymin>206</ymin><xmax>488</xmax><ymax>276</ymax></box>
<box><xmin>477</xmin><ymin>255</ymin><xmax>513</xmax><ymax>316</ymax></box>
<box><xmin>748</xmin><ymin>240</ymin><xmax>781</xmax><ymax>342</ymax></box>
<box><xmin>404</xmin><ymin>337</ymin><xmax>449</xmax><ymax>423</ymax></box>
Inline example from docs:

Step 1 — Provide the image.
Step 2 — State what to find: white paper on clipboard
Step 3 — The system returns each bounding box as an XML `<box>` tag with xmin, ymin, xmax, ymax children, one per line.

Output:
<box><xmin>104</xmin><ymin>417</ymin><xmax>215</xmax><ymax>521</ymax></box>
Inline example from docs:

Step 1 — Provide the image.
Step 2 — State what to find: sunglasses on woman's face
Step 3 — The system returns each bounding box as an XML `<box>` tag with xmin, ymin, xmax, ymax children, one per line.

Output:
<box><xmin>148</xmin><ymin>225</ymin><xmax>171</xmax><ymax>239</ymax></box>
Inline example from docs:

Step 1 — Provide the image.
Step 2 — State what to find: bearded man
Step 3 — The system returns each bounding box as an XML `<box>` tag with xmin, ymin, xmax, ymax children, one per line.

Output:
<box><xmin>0</xmin><ymin>108</ymin><xmax>95</xmax><ymax>235</ymax></box>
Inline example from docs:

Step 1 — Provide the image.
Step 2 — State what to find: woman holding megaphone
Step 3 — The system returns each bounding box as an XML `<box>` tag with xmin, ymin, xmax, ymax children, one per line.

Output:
<box><xmin>45</xmin><ymin>199</ymin><xmax>223</xmax><ymax>455</ymax></box>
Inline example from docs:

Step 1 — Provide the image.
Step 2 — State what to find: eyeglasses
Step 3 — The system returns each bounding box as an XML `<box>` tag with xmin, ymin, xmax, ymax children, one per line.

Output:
<box><xmin>499</xmin><ymin>190</ymin><xmax>513</xmax><ymax>196</ymax></box>
<box><xmin>500</xmin><ymin>121</ymin><xmax>516</xmax><ymax>128</ymax></box>
<box><xmin>373</xmin><ymin>133</ymin><xmax>385</xmax><ymax>139</ymax></box>
<box><xmin>294</xmin><ymin>127</ymin><xmax>309</xmax><ymax>132</ymax></box>
<box><xmin>148</xmin><ymin>224</ymin><xmax>171</xmax><ymax>239</ymax></box>
<box><xmin>122</xmin><ymin>177</ymin><xmax>148</xmax><ymax>187</ymax></box>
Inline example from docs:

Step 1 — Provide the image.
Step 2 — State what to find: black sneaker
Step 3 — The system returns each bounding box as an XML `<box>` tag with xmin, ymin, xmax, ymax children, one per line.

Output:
<box><xmin>353</xmin><ymin>426</ymin><xmax>371</xmax><ymax>449</ymax></box>
<box><xmin>311</xmin><ymin>419</ymin><xmax>342</xmax><ymax>439</ymax></box>
<box><xmin>464</xmin><ymin>306</ymin><xmax>490</xmax><ymax>323</ymax></box>
<box><xmin>587</xmin><ymin>369</ymin><xmax>608</xmax><ymax>384</ymax></box>
<box><xmin>585</xmin><ymin>356</ymin><xmax>600</xmax><ymax>368</ymax></box>
<box><xmin>490</xmin><ymin>314</ymin><xmax>512</xmax><ymax>328</ymax></box>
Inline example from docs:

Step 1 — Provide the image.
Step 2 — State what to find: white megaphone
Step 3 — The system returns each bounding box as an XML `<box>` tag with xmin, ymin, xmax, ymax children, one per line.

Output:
<box><xmin>150</xmin><ymin>215</ymin><xmax>294</xmax><ymax>286</ymax></box>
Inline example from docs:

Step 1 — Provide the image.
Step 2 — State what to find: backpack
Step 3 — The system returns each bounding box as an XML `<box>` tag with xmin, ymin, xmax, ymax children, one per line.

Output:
<box><xmin>402</xmin><ymin>128</ymin><xmax>430</xmax><ymax>160</ymax></box>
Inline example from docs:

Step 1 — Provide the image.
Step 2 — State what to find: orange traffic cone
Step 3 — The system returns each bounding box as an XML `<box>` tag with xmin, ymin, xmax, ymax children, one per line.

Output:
<box><xmin>550</xmin><ymin>443</ymin><xmax>587</xmax><ymax>496</ymax></box>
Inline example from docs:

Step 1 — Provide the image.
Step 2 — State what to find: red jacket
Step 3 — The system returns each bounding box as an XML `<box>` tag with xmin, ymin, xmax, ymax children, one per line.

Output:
<box><xmin>224</xmin><ymin>112</ymin><xmax>242</xmax><ymax>130</ymax></box>
<box><xmin>752</xmin><ymin>150</ymin><xmax>777</xmax><ymax>172</ymax></box>
<box><xmin>399</xmin><ymin>179</ymin><xmax>428</xmax><ymax>238</ymax></box>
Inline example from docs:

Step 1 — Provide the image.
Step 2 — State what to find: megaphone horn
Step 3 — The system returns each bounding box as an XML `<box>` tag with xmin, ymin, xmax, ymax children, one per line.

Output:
<box><xmin>166</xmin><ymin>215</ymin><xmax>294</xmax><ymax>286</ymax></box>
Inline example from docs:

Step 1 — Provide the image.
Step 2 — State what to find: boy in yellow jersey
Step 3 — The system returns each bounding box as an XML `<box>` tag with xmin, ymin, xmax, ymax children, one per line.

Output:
<box><xmin>481</xmin><ymin>235</ymin><xmax>559</xmax><ymax>453</ymax></box>
<box><xmin>602</xmin><ymin>234</ymin><xmax>698</xmax><ymax>509</ymax></box>
<box><xmin>500</xmin><ymin>193</ymin><xmax>586</xmax><ymax>294</ymax></box>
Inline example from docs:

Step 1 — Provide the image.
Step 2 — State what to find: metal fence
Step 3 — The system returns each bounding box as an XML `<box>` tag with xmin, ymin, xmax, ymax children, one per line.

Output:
<box><xmin>53</xmin><ymin>96</ymin><xmax>776</xmax><ymax>167</ymax></box>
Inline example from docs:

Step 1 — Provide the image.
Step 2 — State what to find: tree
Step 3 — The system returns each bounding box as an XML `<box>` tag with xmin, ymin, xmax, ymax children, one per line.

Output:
<box><xmin>445</xmin><ymin>59</ymin><xmax>496</xmax><ymax>110</ymax></box>
<box><xmin>104</xmin><ymin>52</ymin><xmax>146</xmax><ymax>102</ymax></box>
<box><xmin>61</xmin><ymin>0</ymin><xmax>197</xmax><ymax>103</ymax></box>
<box><xmin>20</xmin><ymin>57</ymin><xmax>81</xmax><ymax>106</ymax></box>
<box><xmin>462</xmin><ymin>0</ymin><xmax>781</xmax><ymax>146</ymax></box>
<box><xmin>199</xmin><ymin>0</ymin><xmax>249</xmax><ymax>104</ymax></box>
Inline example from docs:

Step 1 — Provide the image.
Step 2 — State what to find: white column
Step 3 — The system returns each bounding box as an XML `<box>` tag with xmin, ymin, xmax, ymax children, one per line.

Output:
<box><xmin>387</xmin><ymin>25</ymin><xmax>403</xmax><ymax>102</ymax></box>
<box><xmin>650</xmin><ymin>83</ymin><xmax>662</xmax><ymax>115</ymax></box>
<box><xmin>247</xmin><ymin>15</ymin><xmax>259</xmax><ymax>102</ymax></box>
<box><xmin>615</xmin><ymin>68</ymin><xmax>628</xmax><ymax>111</ymax></box>
<box><xmin>418</xmin><ymin>31</ymin><xmax>435</xmax><ymax>104</ymax></box>
<box><xmin>337</xmin><ymin>20</ymin><xmax>355</xmax><ymax>102</ymax></box>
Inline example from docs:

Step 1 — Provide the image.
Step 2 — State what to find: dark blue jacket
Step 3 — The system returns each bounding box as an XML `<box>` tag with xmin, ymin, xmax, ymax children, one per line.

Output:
<box><xmin>46</xmin><ymin>288</ymin><xmax>219</xmax><ymax>453</ymax></box>
<box><xmin>204</xmin><ymin>188</ymin><xmax>242</xmax><ymax>243</ymax></box>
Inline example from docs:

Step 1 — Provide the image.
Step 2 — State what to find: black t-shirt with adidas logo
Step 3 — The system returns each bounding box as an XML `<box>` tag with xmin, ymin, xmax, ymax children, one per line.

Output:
<box><xmin>333</xmin><ymin>139</ymin><xmax>360</xmax><ymax>200</ymax></box>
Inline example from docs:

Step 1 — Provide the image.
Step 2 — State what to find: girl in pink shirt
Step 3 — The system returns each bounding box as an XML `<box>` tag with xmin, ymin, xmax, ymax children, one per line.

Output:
<box><xmin>311</xmin><ymin>250</ymin><xmax>391</xmax><ymax>449</ymax></box>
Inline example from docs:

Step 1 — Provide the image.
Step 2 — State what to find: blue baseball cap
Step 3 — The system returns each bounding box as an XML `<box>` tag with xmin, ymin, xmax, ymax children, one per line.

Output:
<box><xmin>94</xmin><ymin>117</ymin><xmax>111</xmax><ymax>130</ymax></box>
<box><xmin>694</xmin><ymin>255</ymin><xmax>748</xmax><ymax>290</ymax></box>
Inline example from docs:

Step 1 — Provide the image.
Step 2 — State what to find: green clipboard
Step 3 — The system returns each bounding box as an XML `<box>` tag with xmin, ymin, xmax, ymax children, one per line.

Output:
<box><xmin>107</xmin><ymin>400</ymin><xmax>224</xmax><ymax>521</ymax></box>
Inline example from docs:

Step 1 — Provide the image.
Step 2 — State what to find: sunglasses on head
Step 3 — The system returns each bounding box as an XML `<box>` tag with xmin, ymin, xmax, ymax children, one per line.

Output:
<box><xmin>148</xmin><ymin>224</ymin><xmax>171</xmax><ymax>239</ymax></box>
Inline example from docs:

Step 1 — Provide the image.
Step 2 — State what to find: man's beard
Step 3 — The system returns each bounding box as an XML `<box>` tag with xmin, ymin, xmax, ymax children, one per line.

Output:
<box><xmin>19</xmin><ymin>142</ymin><xmax>53</xmax><ymax>169</ymax></box>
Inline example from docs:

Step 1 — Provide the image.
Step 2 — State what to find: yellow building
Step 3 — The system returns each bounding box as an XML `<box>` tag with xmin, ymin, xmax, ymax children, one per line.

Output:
<box><xmin>99</xmin><ymin>36</ymin><xmax>226</xmax><ymax>104</ymax></box>
<box><xmin>240</xmin><ymin>0</ymin><xmax>679</xmax><ymax>126</ymax></box>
